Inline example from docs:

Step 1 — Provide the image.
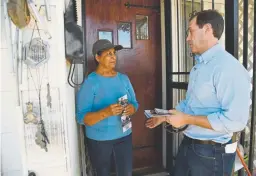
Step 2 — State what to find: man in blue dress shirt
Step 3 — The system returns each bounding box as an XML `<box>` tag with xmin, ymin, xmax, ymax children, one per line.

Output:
<box><xmin>146</xmin><ymin>10</ymin><xmax>251</xmax><ymax>176</ymax></box>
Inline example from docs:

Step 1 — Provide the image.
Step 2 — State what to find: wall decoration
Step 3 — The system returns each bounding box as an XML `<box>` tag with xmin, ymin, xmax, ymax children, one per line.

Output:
<box><xmin>136</xmin><ymin>15</ymin><xmax>149</xmax><ymax>40</ymax></box>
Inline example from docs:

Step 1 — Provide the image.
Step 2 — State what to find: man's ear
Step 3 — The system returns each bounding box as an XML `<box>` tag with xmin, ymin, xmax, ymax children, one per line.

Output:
<box><xmin>204</xmin><ymin>23</ymin><xmax>213</xmax><ymax>34</ymax></box>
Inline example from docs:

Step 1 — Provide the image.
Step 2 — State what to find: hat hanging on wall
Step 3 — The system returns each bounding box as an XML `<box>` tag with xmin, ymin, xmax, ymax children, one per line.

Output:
<box><xmin>7</xmin><ymin>0</ymin><xmax>31</xmax><ymax>29</ymax></box>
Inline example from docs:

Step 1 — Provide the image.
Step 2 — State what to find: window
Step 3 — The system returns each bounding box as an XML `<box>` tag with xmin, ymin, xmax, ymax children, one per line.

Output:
<box><xmin>98</xmin><ymin>30</ymin><xmax>113</xmax><ymax>43</ymax></box>
<box><xmin>117</xmin><ymin>22</ymin><xmax>132</xmax><ymax>48</ymax></box>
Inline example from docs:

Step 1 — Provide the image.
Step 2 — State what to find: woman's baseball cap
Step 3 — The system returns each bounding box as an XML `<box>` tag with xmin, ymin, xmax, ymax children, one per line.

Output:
<box><xmin>92</xmin><ymin>39</ymin><xmax>123</xmax><ymax>55</ymax></box>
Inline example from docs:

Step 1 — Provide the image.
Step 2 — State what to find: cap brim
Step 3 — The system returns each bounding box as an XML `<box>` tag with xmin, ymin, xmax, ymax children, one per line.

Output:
<box><xmin>114</xmin><ymin>45</ymin><xmax>123</xmax><ymax>51</ymax></box>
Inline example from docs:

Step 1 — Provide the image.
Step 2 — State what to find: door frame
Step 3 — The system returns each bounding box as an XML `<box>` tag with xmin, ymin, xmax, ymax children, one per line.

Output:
<box><xmin>80</xmin><ymin>0</ymin><xmax>165</xmax><ymax>174</ymax></box>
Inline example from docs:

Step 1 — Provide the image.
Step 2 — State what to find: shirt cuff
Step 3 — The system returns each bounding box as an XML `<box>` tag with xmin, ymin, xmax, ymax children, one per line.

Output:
<box><xmin>132</xmin><ymin>103</ymin><xmax>139</xmax><ymax>111</ymax></box>
<box><xmin>76</xmin><ymin>114</ymin><xmax>85</xmax><ymax>125</ymax></box>
<box><xmin>175</xmin><ymin>104</ymin><xmax>183</xmax><ymax>112</ymax></box>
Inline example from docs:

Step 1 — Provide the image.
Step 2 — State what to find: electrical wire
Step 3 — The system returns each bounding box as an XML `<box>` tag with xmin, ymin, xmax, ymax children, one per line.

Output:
<box><xmin>236</xmin><ymin>147</ymin><xmax>252</xmax><ymax>176</ymax></box>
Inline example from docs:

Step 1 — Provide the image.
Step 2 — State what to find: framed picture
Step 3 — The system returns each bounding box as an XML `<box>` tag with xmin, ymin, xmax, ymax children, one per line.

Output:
<box><xmin>136</xmin><ymin>15</ymin><xmax>149</xmax><ymax>40</ymax></box>
<box><xmin>117</xmin><ymin>22</ymin><xmax>132</xmax><ymax>48</ymax></box>
<box><xmin>98</xmin><ymin>30</ymin><xmax>113</xmax><ymax>43</ymax></box>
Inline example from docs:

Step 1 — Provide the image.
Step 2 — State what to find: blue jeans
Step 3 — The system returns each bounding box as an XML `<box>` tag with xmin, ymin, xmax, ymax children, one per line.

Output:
<box><xmin>173</xmin><ymin>136</ymin><xmax>236</xmax><ymax>176</ymax></box>
<box><xmin>87</xmin><ymin>134</ymin><xmax>132</xmax><ymax>176</ymax></box>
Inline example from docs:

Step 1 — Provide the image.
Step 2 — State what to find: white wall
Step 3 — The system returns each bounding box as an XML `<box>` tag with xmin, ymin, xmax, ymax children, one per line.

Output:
<box><xmin>1</xmin><ymin>1</ymin><xmax>25</xmax><ymax>175</ymax></box>
<box><xmin>0</xmin><ymin>0</ymin><xmax>81</xmax><ymax>175</ymax></box>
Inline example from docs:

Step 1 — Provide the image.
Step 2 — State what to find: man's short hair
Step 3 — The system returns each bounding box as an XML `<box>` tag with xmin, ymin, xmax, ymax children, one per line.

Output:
<box><xmin>190</xmin><ymin>10</ymin><xmax>224</xmax><ymax>39</ymax></box>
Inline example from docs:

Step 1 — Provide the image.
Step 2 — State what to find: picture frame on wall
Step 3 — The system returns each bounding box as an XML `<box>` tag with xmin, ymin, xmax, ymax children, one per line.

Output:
<box><xmin>135</xmin><ymin>15</ymin><xmax>149</xmax><ymax>40</ymax></box>
<box><xmin>98</xmin><ymin>30</ymin><xmax>113</xmax><ymax>43</ymax></box>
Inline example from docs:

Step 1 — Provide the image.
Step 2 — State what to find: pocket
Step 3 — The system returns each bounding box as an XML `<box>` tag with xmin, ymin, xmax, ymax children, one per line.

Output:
<box><xmin>192</xmin><ymin>144</ymin><xmax>216</xmax><ymax>160</ymax></box>
<box><xmin>222</xmin><ymin>152</ymin><xmax>236</xmax><ymax>176</ymax></box>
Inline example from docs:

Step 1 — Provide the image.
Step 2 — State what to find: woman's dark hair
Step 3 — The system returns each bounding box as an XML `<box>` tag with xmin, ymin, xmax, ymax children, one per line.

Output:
<box><xmin>94</xmin><ymin>50</ymin><xmax>103</xmax><ymax>66</ymax></box>
<box><xmin>189</xmin><ymin>10</ymin><xmax>224</xmax><ymax>39</ymax></box>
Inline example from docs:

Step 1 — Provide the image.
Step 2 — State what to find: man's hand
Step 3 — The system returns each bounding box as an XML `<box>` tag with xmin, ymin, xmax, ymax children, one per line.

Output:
<box><xmin>105</xmin><ymin>104</ymin><xmax>124</xmax><ymax>116</ymax></box>
<box><xmin>168</xmin><ymin>109</ymin><xmax>213</xmax><ymax>130</ymax></box>
<box><xmin>166</xmin><ymin>109</ymin><xmax>189</xmax><ymax>128</ymax></box>
<box><xmin>145</xmin><ymin>109</ymin><xmax>213</xmax><ymax>130</ymax></box>
<box><xmin>123</xmin><ymin>104</ymin><xmax>136</xmax><ymax>116</ymax></box>
<box><xmin>145</xmin><ymin>109</ymin><xmax>189</xmax><ymax>129</ymax></box>
<box><xmin>145</xmin><ymin>116</ymin><xmax>166</xmax><ymax>128</ymax></box>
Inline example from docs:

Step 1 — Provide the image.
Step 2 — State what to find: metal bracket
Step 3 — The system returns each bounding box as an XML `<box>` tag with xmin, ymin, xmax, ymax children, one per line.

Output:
<box><xmin>124</xmin><ymin>2</ymin><xmax>160</xmax><ymax>12</ymax></box>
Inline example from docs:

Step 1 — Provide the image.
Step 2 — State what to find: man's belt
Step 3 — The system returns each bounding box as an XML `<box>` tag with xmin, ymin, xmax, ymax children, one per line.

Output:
<box><xmin>184</xmin><ymin>135</ymin><xmax>232</xmax><ymax>147</ymax></box>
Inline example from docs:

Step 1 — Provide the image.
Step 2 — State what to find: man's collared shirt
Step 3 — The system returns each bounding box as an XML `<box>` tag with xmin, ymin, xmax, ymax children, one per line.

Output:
<box><xmin>176</xmin><ymin>43</ymin><xmax>251</xmax><ymax>144</ymax></box>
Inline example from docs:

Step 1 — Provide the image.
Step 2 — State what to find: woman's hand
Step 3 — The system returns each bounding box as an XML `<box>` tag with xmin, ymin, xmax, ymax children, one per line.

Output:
<box><xmin>123</xmin><ymin>104</ymin><xmax>136</xmax><ymax>116</ymax></box>
<box><xmin>106</xmin><ymin>104</ymin><xmax>124</xmax><ymax>116</ymax></box>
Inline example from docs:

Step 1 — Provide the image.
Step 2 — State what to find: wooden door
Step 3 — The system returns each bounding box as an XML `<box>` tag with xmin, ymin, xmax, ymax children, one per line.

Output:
<box><xmin>85</xmin><ymin>0</ymin><xmax>162</xmax><ymax>172</ymax></box>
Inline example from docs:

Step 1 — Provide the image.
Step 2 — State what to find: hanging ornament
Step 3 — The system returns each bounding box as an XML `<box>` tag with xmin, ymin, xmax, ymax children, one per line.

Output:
<box><xmin>23</xmin><ymin>37</ymin><xmax>50</xmax><ymax>68</ymax></box>
<box><xmin>23</xmin><ymin>102</ymin><xmax>38</xmax><ymax>124</ymax></box>
<box><xmin>24</xmin><ymin>18</ymin><xmax>50</xmax><ymax>151</ymax></box>
<box><xmin>35</xmin><ymin>120</ymin><xmax>49</xmax><ymax>152</ymax></box>
<box><xmin>46</xmin><ymin>83</ymin><xmax>52</xmax><ymax>108</ymax></box>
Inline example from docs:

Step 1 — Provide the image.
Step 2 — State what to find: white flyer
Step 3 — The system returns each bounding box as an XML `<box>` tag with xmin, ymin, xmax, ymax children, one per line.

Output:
<box><xmin>225</xmin><ymin>141</ymin><xmax>238</xmax><ymax>154</ymax></box>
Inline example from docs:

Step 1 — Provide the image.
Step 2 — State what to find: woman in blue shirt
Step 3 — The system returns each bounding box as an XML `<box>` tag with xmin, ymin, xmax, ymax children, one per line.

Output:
<box><xmin>76</xmin><ymin>39</ymin><xmax>139</xmax><ymax>176</ymax></box>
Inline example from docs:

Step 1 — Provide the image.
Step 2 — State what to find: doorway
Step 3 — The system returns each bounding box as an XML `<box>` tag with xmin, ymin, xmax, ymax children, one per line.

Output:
<box><xmin>84</xmin><ymin>0</ymin><xmax>163</xmax><ymax>174</ymax></box>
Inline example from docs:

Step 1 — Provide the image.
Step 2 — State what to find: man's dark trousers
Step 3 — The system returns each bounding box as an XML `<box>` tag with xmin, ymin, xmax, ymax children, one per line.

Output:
<box><xmin>173</xmin><ymin>135</ymin><xmax>236</xmax><ymax>176</ymax></box>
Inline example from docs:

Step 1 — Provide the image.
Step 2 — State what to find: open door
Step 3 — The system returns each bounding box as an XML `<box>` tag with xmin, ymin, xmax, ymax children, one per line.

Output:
<box><xmin>84</xmin><ymin>0</ymin><xmax>163</xmax><ymax>174</ymax></box>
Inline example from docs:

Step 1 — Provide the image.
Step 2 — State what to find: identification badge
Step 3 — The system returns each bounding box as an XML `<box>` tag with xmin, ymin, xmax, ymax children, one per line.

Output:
<box><xmin>121</xmin><ymin>115</ymin><xmax>132</xmax><ymax>132</ymax></box>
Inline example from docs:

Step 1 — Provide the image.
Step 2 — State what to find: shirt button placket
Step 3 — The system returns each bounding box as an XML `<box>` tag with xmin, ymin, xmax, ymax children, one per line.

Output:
<box><xmin>188</xmin><ymin>64</ymin><xmax>200</xmax><ymax>106</ymax></box>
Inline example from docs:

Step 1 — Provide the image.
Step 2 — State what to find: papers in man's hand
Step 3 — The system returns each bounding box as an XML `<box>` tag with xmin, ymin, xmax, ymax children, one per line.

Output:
<box><xmin>154</xmin><ymin>108</ymin><xmax>170</xmax><ymax>115</ymax></box>
<box><xmin>144</xmin><ymin>108</ymin><xmax>171</xmax><ymax>118</ymax></box>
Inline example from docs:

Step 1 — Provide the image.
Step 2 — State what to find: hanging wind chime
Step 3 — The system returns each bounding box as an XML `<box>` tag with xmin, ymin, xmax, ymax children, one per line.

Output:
<box><xmin>23</xmin><ymin>14</ymin><xmax>51</xmax><ymax>152</ymax></box>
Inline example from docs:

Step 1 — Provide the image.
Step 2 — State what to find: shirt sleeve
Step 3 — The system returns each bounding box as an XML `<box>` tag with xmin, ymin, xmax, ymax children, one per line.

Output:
<box><xmin>125</xmin><ymin>75</ymin><xmax>139</xmax><ymax>111</ymax></box>
<box><xmin>76</xmin><ymin>79</ymin><xmax>94</xmax><ymax>125</ymax></box>
<box><xmin>207</xmin><ymin>66</ymin><xmax>251</xmax><ymax>133</ymax></box>
<box><xmin>175</xmin><ymin>99</ymin><xmax>187</xmax><ymax>113</ymax></box>
<box><xmin>176</xmin><ymin>67</ymin><xmax>194</xmax><ymax>112</ymax></box>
